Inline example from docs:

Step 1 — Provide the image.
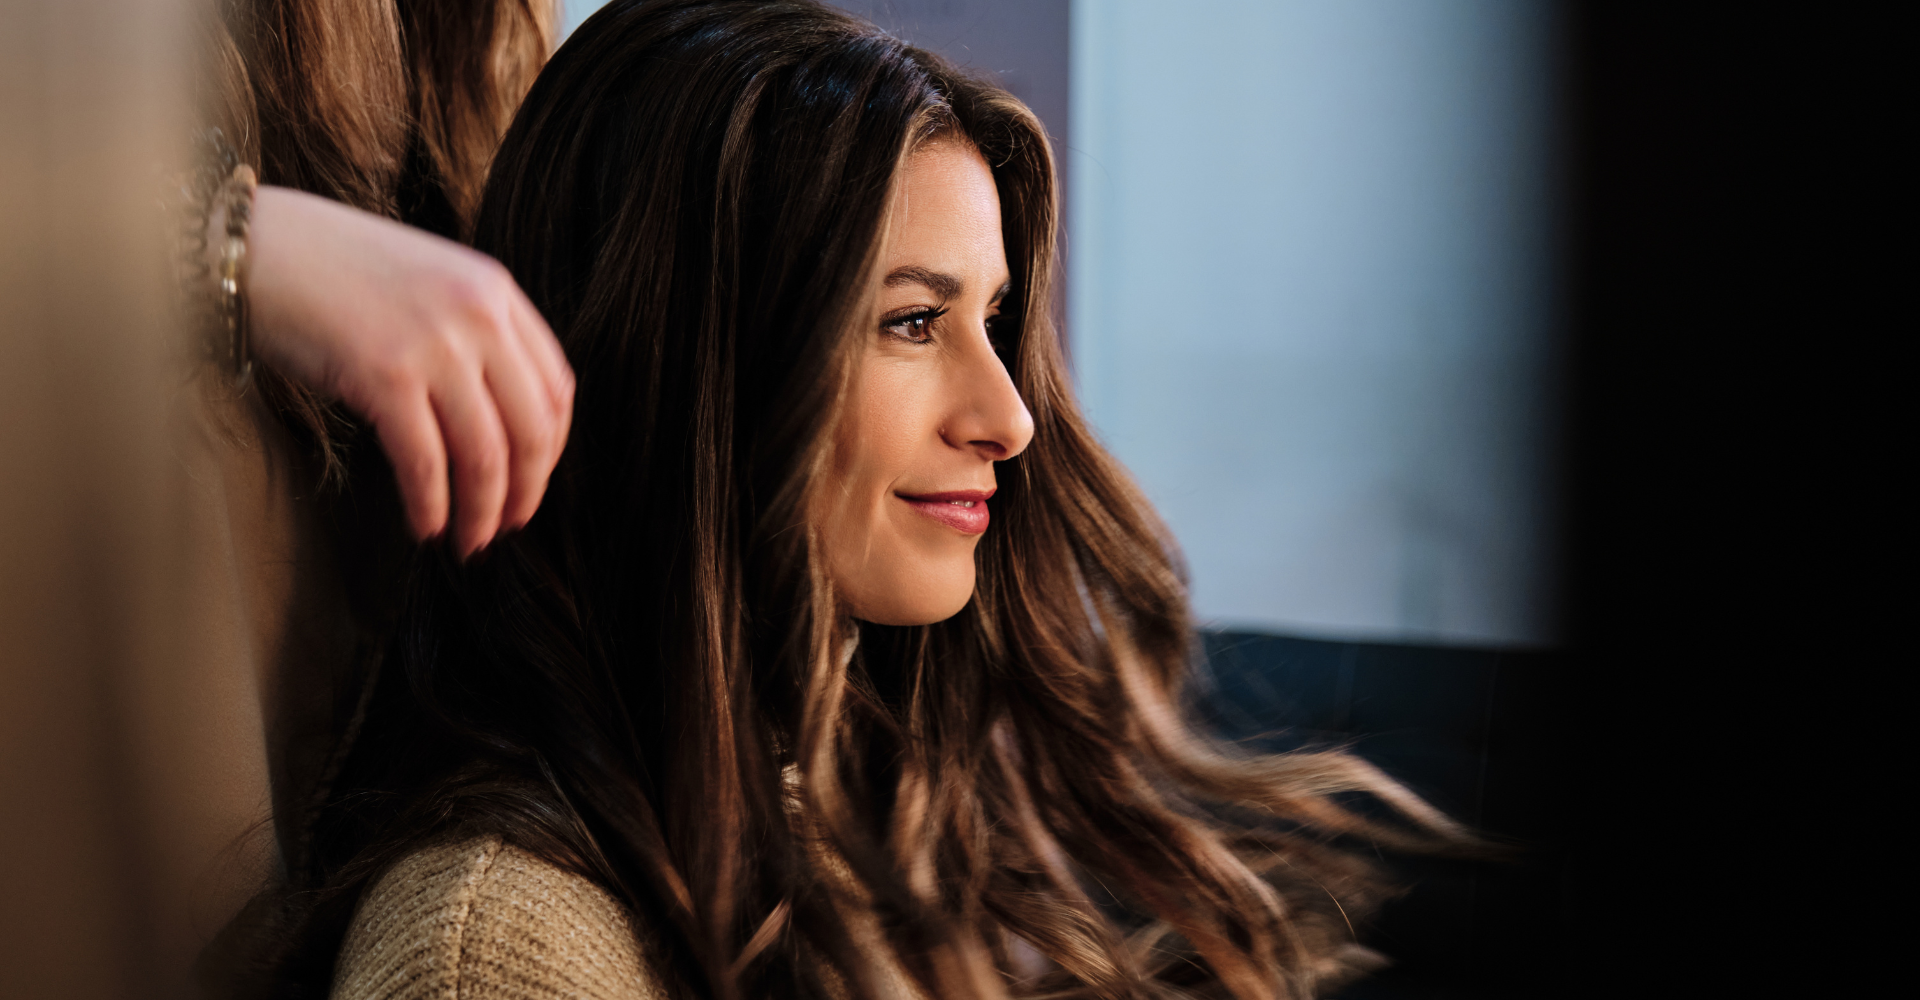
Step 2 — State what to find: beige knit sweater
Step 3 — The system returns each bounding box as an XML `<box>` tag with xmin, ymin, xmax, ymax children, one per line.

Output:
<box><xmin>331</xmin><ymin>836</ymin><xmax>667</xmax><ymax>1000</ymax></box>
<box><xmin>331</xmin><ymin>835</ymin><xmax>929</xmax><ymax>1000</ymax></box>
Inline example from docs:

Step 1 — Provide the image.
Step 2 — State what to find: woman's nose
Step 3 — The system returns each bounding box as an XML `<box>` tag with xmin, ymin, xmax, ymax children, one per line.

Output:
<box><xmin>944</xmin><ymin>334</ymin><xmax>1034</xmax><ymax>461</ymax></box>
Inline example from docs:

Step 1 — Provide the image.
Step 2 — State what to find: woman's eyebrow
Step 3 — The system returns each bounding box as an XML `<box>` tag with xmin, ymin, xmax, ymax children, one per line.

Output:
<box><xmin>885</xmin><ymin>265</ymin><xmax>963</xmax><ymax>300</ymax></box>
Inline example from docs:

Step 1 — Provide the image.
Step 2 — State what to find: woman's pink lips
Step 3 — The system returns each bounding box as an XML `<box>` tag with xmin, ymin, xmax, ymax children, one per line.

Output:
<box><xmin>896</xmin><ymin>489</ymin><xmax>994</xmax><ymax>535</ymax></box>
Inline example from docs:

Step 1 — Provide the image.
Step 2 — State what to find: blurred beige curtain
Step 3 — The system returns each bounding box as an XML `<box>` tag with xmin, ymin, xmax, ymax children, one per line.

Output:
<box><xmin>1</xmin><ymin>1</ymin><xmax>293</xmax><ymax>995</ymax></box>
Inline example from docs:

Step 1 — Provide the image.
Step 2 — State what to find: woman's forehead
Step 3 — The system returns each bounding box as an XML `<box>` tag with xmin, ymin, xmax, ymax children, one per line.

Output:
<box><xmin>881</xmin><ymin>142</ymin><xmax>1007</xmax><ymax>291</ymax></box>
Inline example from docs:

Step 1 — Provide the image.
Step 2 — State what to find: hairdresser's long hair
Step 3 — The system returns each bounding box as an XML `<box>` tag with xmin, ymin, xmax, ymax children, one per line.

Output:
<box><xmin>265</xmin><ymin>3</ymin><xmax>1466</xmax><ymax>998</ymax></box>
<box><xmin>216</xmin><ymin>0</ymin><xmax>554</xmax><ymax>231</ymax></box>
<box><xmin>198</xmin><ymin>0</ymin><xmax>554</xmax><ymax>481</ymax></box>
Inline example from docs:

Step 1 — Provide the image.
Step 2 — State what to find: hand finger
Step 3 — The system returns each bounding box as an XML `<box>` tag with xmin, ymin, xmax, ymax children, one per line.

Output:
<box><xmin>369</xmin><ymin>387</ymin><xmax>450</xmax><ymax>542</ymax></box>
<box><xmin>510</xmin><ymin>294</ymin><xmax>574</xmax><ymax>460</ymax></box>
<box><xmin>510</xmin><ymin>291</ymin><xmax>574</xmax><ymax>418</ymax></box>
<box><xmin>482</xmin><ymin>320</ymin><xmax>563</xmax><ymax>531</ymax></box>
<box><xmin>430</xmin><ymin>357</ymin><xmax>512</xmax><ymax>559</ymax></box>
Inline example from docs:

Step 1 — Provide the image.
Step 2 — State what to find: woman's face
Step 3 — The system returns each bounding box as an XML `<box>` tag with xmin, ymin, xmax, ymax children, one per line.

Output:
<box><xmin>817</xmin><ymin>139</ymin><xmax>1035</xmax><ymax>626</ymax></box>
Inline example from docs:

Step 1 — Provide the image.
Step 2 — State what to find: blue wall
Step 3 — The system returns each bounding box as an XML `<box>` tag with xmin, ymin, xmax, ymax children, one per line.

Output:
<box><xmin>1070</xmin><ymin>1</ymin><xmax>1561</xmax><ymax>646</ymax></box>
<box><xmin>560</xmin><ymin>0</ymin><xmax>602</xmax><ymax>39</ymax></box>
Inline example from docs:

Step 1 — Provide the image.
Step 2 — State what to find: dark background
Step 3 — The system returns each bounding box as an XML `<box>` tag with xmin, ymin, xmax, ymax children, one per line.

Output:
<box><xmin>1207</xmin><ymin>6</ymin><xmax>1899</xmax><ymax>997</ymax></box>
<box><xmin>1192</xmin><ymin>632</ymin><xmax>1565</xmax><ymax>998</ymax></box>
<box><xmin>1546</xmin><ymin>5</ymin><xmax>1896</xmax><ymax>998</ymax></box>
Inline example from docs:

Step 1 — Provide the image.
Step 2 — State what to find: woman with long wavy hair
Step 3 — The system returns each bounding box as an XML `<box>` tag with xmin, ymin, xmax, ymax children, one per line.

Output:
<box><xmin>251</xmin><ymin>2</ymin><xmax>1466</xmax><ymax>997</ymax></box>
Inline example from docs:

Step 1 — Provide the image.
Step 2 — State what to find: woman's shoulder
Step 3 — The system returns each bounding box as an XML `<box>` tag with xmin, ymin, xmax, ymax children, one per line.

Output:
<box><xmin>332</xmin><ymin>834</ymin><xmax>670</xmax><ymax>1000</ymax></box>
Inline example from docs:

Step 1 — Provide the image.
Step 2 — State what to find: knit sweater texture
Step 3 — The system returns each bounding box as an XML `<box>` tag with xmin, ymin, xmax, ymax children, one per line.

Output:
<box><xmin>331</xmin><ymin>836</ymin><xmax>666</xmax><ymax>1000</ymax></box>
<box><xmin>330</xmin><ymin>835</ymin><xmax>930</xmax><ymax>999</ymax></box>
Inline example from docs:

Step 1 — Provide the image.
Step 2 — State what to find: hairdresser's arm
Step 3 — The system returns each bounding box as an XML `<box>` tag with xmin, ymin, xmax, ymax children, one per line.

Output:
<box><xmin>244</xmin><ymin>185</ymin><xmax>574</xmax><ymax>558</ymax></box>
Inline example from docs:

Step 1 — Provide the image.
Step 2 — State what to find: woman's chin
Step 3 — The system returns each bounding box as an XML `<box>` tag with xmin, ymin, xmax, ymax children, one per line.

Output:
<box><xmin>844</xmin><ymin>566</ymin><xmax>976</xmax><ymax>626</ymax></box>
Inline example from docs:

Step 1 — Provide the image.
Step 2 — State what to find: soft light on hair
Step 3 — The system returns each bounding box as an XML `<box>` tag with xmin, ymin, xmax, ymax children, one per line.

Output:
<box><xmin>232</xmin><ymin>4</ymin><xmax>1473</xmax><ymax>999</ymax></box>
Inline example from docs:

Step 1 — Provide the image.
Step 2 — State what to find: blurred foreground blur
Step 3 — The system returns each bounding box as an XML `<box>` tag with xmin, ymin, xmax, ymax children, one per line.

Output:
<box><xmin>3</xmin><ymin>2</ymin><xmax>279</xmax><ymax>996</ymax></box>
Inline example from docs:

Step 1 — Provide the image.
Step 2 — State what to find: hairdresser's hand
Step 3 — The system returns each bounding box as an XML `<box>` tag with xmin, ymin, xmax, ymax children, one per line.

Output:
<box><xmin>245</xmin><ymin>185</ymin><xmax>574</xmax><ymax>557</ymax></box>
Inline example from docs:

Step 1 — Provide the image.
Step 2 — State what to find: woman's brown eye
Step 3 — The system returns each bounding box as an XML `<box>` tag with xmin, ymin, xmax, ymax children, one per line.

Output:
<box><xmin>885</xmin><ymin>308</ymin><xmax>944</xmax><ymax>343</ymax></box>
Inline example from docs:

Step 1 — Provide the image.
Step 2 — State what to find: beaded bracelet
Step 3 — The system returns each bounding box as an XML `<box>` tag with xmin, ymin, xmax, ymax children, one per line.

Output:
<box><xmin>166</xmin><ymin>128</ymin><xmax>256</xmax><ymax>385</ymax></box>
<box><xmin>213</xmin><ymin>163</ymin><xmax>257</xmax><ymax>386</ymax></box>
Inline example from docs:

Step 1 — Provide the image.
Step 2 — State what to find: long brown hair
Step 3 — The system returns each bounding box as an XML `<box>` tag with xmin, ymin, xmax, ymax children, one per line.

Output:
<box><xmin>215</xmin><ymin>0</ymin><xmax>553</xmax><ymax>229</ymax></box>
<box><xmin>266</xmin><ymin>3</ymin><xmax>1468</xmax><ymax>998</ymax></box>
